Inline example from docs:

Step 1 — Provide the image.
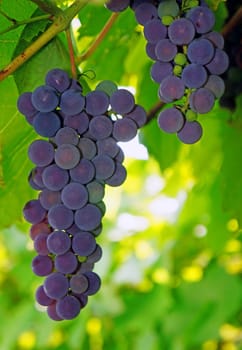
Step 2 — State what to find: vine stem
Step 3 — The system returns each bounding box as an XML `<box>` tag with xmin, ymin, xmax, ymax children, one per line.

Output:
<box><xmin>221</xmin><ymin>6</ymin><xmax>242</xmax><ymax>38</ymax></box>
<box><xmin>0</xmin><ymin>0</ymin><xmax>88</xmax><ymax>82</ymax></box>
<box><xmin>146</xmin><ymin>101</ymin><xmax>164</xmax><ymax>124</ymax></box>
<box><xmin>76</xmin><ymin>12</ymin><xmax>119</xmax><ymax>64</ymax></box>
<box><xmin>0</xmin><ymin>14</ymin><xmax>52</xmax><ymax>35</ymax></box>
<box><xmin>66</xmin><ymin>27</ymin><xmax>77</xmax><ymax>79</ymax></box>
<box><xmin>30</xmin><ymin>0</ymin><xmax>62</xmax><ymax>15</ymax></box>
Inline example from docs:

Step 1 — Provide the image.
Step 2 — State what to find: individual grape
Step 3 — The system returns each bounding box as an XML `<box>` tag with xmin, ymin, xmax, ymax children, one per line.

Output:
<box><xmin>45</xmin><ymin>68</ymin><xmax>70</xmax><ymax>93</ymax></box>
<box><xmin>174</xmin><ymin>53</ymin><xmax>187</xmax><ymax>66</ymax></box>
<box><xmin>54</xmin><ymin>126</ymin><xmax>79</xmax><ymax>146</ymax></box>
<box><xmin>42</xmin><ymin>164</ymin><xmax>69</xmax><ymax>191</ymax></box>
<box><xmin>115</xmin><ymin>147</ymin><xmax>125</xmax><ymax>163</ymax></box>
<box><xmin>67</xmin><ymin>223</ymin><xmax>81</xmax><ymax>236</ymax></box>
<box><xmin>105</xmin><ymin>0</ymin><xmax>130</xmax><ymax>12</ymax></box>
<box><xmin>204</xmin><ymin>74</ymin><xmax>225</xmax><ymax>98</ymax></box>
<box><xmin>158</xmin><ymin>107</ymin><xmax>185</xmax><ymax>133</ymax></box>
<box><xmin>75</xmin><ymin>204</ymin><xmax>102</xmax><ymax>231</ymax></box>
<box><xmin>55</xmin><ymin>251</ymin><xmax>78</xmax><ymax>274</ymax></box>
<box><xmin>70</xmin><ymin>158</ymin><xmax>95</xmax><ymax>184</ymax></box>
<box><xmin>85</xmin><ymin>90</ymin><xmax>110</xmax><ymax>116</ymax></box>
<box><xmin>31</xmin><ymin>167</ymin><xmax>45</xmax><ymax>189</ymax></box>
<box><xmin>17</xmin><ymin>92</ymin><xmax>37</xmax><ymax>119</ymax></box>
<box><xmin>56</xmin><ymin>295</ymin><xmax>81</xmax><ymax>320</ymax></box>
<box><xmin>47</xmin><ymin>230</ymin><xmax>71</xmax><ymax>255</ymax></box>
<box><xmin>69</xmin><ymin>79</ymin><xmax>83</xmax><ymax>92</ymax></box>
<box><xmin>95</xmin><ymin>80</ymin><xmax>118</xmax><ymax>96</ymax></box>
<box><xmin>31</xmin><ymin>85</ymin><xmax>59</xmax><ymax>112</ymax></box>
<box><xmin>39</xmin><ymin>189</ymin><xmax>62</xmax><ymax>210</ymax></box>
<box><xmin>91</xmin><ymin>222</ymin><xmax>103</xmax><ymax>236</ymax></box>
<box><xmin>55</xmin><ymin>144</ymin><xmax>80</xmax><ymax>170</ymax></box>
<box><xmin>159</xmin><ymin>75</ymin><xmax>185</xmax><ymax>102</ymax></box>
<box><xmin>125</xmin><ymin>105</ymin><xmax>147</xmax><ymax>128</ymax></box>
<box><xmin>205</xmin><ymin>48</ymin><xmax>229</xmax><ymax>75</ymax></box>
<box><xmin>105</xmin><ymin>163</ymin><xmax>127</xmax><ymax>187</ymax></box>
<box><xmin>134</xmin><ymin>3</ymin><xmax>158</xmax><ymax>25</ymax></box>
<box><xmin>70</xmin><ymin>274</ymin><xmax>89</xmax><ymax>294</ymax></box>
<box><xmin>77</xmin><ymin>261</ymin><xmax>95</xmax><ymax>273</ymax></box>
<box><xmin>144</xmin><ymin>19</ymin><xmax>167</xmax><ymax>44</ymax></box>
<box><xmin>181</xmin><ymin>64</ymin><xmax>208</xmax><ymax>88</ymax></box>
<box><xmin>33</xmin><ymin>111</ymin><xmax>61</xmax><ymax>137</ymax></box>
<box><xmin>110</xmin><ymin>89</ymin><xmax>135</xmax><ymax>114</ymax></box>
<box><xmin>64</xmin><ymin>112</ymin><xmax>89</xmax><ymax>135</ymax></box>
<box><xmin>60</xmin><ymin>89</ymin><xmax>85</xmax><ymax>116</ymax></box>
<box><xmin>112</xmin><ymin>118</ymin><xmax>138</xmax><ymax>142</ymax></box>
<box><xmin>61</xmin><ymin>182</ymin><xmax>88</xmax><ymax>210</ymax></box>
<box><xmin>23</xmin><ymin>199</ymin><xmax>46</xmax><ymax>224</ymax></box>
<box><xmin>187</xmin><ymin>38</ymin><xmax>215</xmax><ymax>65</ymax></box>
<box><xmin>28</xmin><ymin>171</ymin><xmax>43</xmax><ymax>191</ymax></box>
<box><xmin>32</xmin><ymin>255</ymin><xmax>53</xmax><ymax>277</ymax></box>
<box><xmin>177</xmin><ymin>120</ymin><xmax>203</xmax><ymax>144</ymax></box>
<box><xmin>97</xmin><ymin>137</ymin><xmax>119</xmax><ymax>158</ymax></box>
<box><xmin>35</xmin><ymin>285</ymin><xmax>54</xmax><ymax>306</ymax></box>
<box><xmin>72</xmin><ymin>293</ymin><xmax>88</xmax><ymax>308</ymax></box>
<box><xmin>186</xmin><ymin>5</ymin><xmax>215</xmax><ymax>34</ymax></box>
<box><xmin>189</xmin><ymin>87</ymin><xmax>215</xmax><ymax>114</ymax></box>
<box><xmin>28</xmin><ymin>139</ymin><xmax>54</xmax><ymax>167</ymax></box>
<box><xmin>78</xmin><ymin>137</ymin><xmax>97</xmax><ymax>160</ymax></box>
<box><xmin>86</xmin><ymin>181</ymin><xmax>105</xmax><ymax>203</ymax></box>
<box><xmin>158</xmin><ymin>0</ymin><xmax>180</xmax><ymax>18</ymax></box>
<box><xmin>131</xmin><ymin>0</ymin><xmax>154</xmax><ymax>9</ymax></box>
<box><xmin>44</xmin><ymin>272</ymin><xmax>69</xmax><ymax>299</ymax></box>
<box><xmin>95</xmin><ymin>201</ymin><xmax>106</xmax><ymax>217</ymax></box>
<box><xmin>92</xmin><ymin>154</ymin><xmax>115</xmax><ymax>180</ymax></box>
<box><xmin>47</xmin><ymin>301</ymin><xmax>63</xmax><ymax>321</ymax></box>
<box><xmin>168</xmin><ymin>18</ymin><xmax>195</xmax><ymax>45</ymax></box>
<box><xmin>89</xmin><ymin>115</ymin><xmax>113</xmax><ymax>140</ymax></box>
<box><xmin>48</xmin><ymin>204</ymin><xmax>74</xmax><ymax>230</ymax></box>
<box><xmin>146</xmin><ymin>42</ymin><xmax>158</xmax><ymax>60</ymax></box>
<box><xmin>150</xmin><ymin>61</ymin><xmax>173</xmax><ymax>84</ymax></box>
<box><xmin>34</xmin><ymin>233</ymin><xmax>49</xmax><ymax>256</ymax></box>
<box><xmin>202</xmin><ymin>31</ymin><xmax>224</xmax><ymax>49</ymax></box>
<box><xmin>30</xmin><ymin>220</ymin><xmax>51</xmax><ymax>240</ymax></box>
<box><xmin>155</xmin><ymin>38</ymin><xmax>177</xmax><ymax>62</ymax></box>
<box><xmin>84</xmin><ymin>271</ymin><xmax>101</xmax><ymax>296</ymax></box>
<box><xmin>86</xmin><ymin>244</ymin><xmax>103</xmax><ymax>264</ymax></box>
<box><xmin>72</xmin><ymin>231</ymin><xmax>96</xmax><ymax>256</ymax></box>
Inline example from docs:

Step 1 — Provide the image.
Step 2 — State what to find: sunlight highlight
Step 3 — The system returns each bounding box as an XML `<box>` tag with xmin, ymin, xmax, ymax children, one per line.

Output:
<box><xmin>181</xmin><ymin>265</ymin><xmax>203</xmax><ymax>282</ymax></box>
<box><xmin>17</xmin><ymin>331</ymin><xmax>36</xmax><ymax>350</ymax></box>
<box><xmin>118</xmin><ymin>135</ymin><xmax>149</xmax><ymax>160</ymax></box>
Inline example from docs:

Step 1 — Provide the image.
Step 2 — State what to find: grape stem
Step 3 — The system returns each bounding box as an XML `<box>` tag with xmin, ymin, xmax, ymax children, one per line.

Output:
<box><xmin>221</xmin><ymin>6</ymin><xmax>242</xmax><ymax>38</ymax></box>
<box><xmin>0</xmin><ymin>0</ymin><xmax>88</xmax><ymax>82</ymax></box>
<box><xmin>146</xmin><ymin>101</ymin><xmax>164</xmax><ymax>124</ymax></box>
<box><xmin>76</xmin><ymin>12</ymin><xmax>119</xmax><ymax>64</ymax></box>
<box><xmin>66</xmin><ymin>27</ymin><xmax>77</xmax><ymax>80</ymax></box>
<box><xmin>0</xmin><ymin>14</ymin><xmax>52</xmax><ymax>35</ymax></box>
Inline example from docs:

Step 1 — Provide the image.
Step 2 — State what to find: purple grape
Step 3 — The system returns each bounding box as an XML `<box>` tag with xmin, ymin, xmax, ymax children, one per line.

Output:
<box><xmin>72</xmin><ymin>293</ymin><xmax>88</xmax><ymax>308</ymax></box>
<box><xmin>115</xmin><ymin>147</ymin><xmax>125</xmax><ymax>163</ymax></box>
<box><xmin>105</xmin><ymin>163</ymin><xmax>127</xmax><ymax>187</ymax></box>
<box><xmin>159</xmin><ymin>75</ymin><xmax>185</xmax><ymax>102</ymax></box>
<box><xmin>61</xmin><ymin>182</ymin><xmax>88</xmax><ymax>209</ymax></box>
<box><xmin>131</xmin><ymin>0</ymin><xmax>154</xmax><ymax>10</ymax></box>
<box><xmin>186</xmin><ymin>6</ymin><xmax>215</xmax><ymax>34</ymax></box>
<box><xmin>110</xmin><ymin>89</ymin><xmax>135</xmax><ymax>114</ymax></box>
<box><xmin>54</xmin><ymin>251</ymin><xmax>78</xmax><ymax>274</ymax></box>
<box><xmin>31</xmin><ymin>85</ymin><xmax>59</xmax><ymax>112</ymax></box>
<box><xmin>33</xmin><ymin>111</ymin><xmax>61</xmax><ymax>137</ymax></box>
<box><xmin>112</xmin><ymin>118</ymin><xmax>138</xmax><ymax>141</ymax></box>
<box><xmin>150</xmin><ymin>61</ymin><xmax>173</xmax><ymax>84</ymax></box>
<box><xmin>97</xmin><ymin>137</ymin><xmax>119</xmax><ymax>158</ymax></box>
<box><xmin>44</xmin><ymin>272</ymin><xmax>69</xmax><ymax>299</ymax></box>
<box><xmin>46</xmin><ymin>230</ymin><xmax>71</xmax><ymax>255</ymax></box>
<box><xmin>48</xmin><ymin>204</ymin><xmax>74</xmax><ymax>230</ymax></box>
<box><xmin>70</xmin><ymin>274</ymin><xmax>89</xmax><ymax>294</ymax></box>
<box><xmin>17</xmin><ymin>92</ymin><xmax>37</xmax><ymax>118</ymax></box>
<box><xmin>202</xmin><ymin>31</ymin><xmax>224</xmax><ymax>49</ymax></box>
<box><xmin>47</xmin><ymin>301</ymin><xmax>63</xmax><ymax>321</ymax></box>
<box><xmin>72</xmin><ymin>231</ymin><xmax>96</xmax><ymax>256</ymax></box>
<box><xmin>105</xmin><ymin>0</ymin><xmax>130</xmax><ymax>12</ymax></box>
<box><xmin>135</xmin><ymin>3</ymin><xmax>158</xmax><ymax>25</ymax></box>
<box><xmin>28</xmin><ymin>171</ymin><xmax>43</xmax><ymax>190</ymax></box>
<box><xmin>85</xmin><ymin>90</ymin><xmax>110</xmax><ymax>115</ymax></box>
<box><xmin>77</xmin><ymin>261</ymin><xmax>95</xmax><ymax>273</ymax></box>
<box><xmin>86</xmin><ymin>181</ymin><xmax>105</xmax><ymax>203</ymax></box>
<box><xmin>39</xmin><ymin>189</ymin><xmax>62</xmax><ymax>210</ymax></box>
<box><xmin>31</xmin><ymin>166</ymin><xmax>45</xmax><ymax>189</ymax></box>
<box><xmin>86</xmin><ymin>244</ymin><xmax>103</xmax><ymax>264</ymax></box>
<box><xmin>144</xmin><ymin>19</ymin><xmax>167</xmax><ymax>44</ymax></box>
<box><xmin>89</xmin><ymin>115</ymin><xmax>113</xmax><ymax>140</ymax></box>
<box><xmin>181</xmin><ymin>64</ymin><xmax>208</xmax><ymax>89</ymax></box>
<box><xmin>155</xmin><ymin>38</ymin><xmax>177</xmax><ymax>62</ymax></box>
<box><xmin>177</xmin><ymin>120</ymin><xmax>203</xmax><ymax>144</ymax></box>
<box><xmin>204</xmin><ymin>74</ymin><xmax>225</xmax><ymax>98</ymax></box>
<box><xmin>125</xmin><ymin>105</ymin><xmax>147</xmax><ymax>128</ymax></box>
<box><xmin>23</xmin><ymin>199</ymin><xmax>46</xmax><ymax>224</ymax></box>
<box><xmin>67</xmin><ymin>223</ymin><xmax>81</xmax><ymax>236</ymax></box>
<box><xmin>32</xmin><ymin>255</ymin><xmax>54</xmax><ymax>276</ymax></box>
<box><xmin>92</xmin><ymin>154</ymin><xmax>115</xmax><ymax>181</ymax></box>
<box><xmin>64</xmin><ymin>112</ymin><xmax>89</xmax><ymax>135</ymax></box>
<box><xmin>146</xmin><ymin>42</ymin><xmax>158</xmax><ymax>60</ymax></box>
<box><xmin>56</xmin><ymin>295</ymin><xmax>81</xmax><ymax>320</ymax></box>
<box><xmin>54</xmin><ymin>126</ymin><xmax>79</xmax><ymax>146</ymax></box>
<box><xmin>42</xmin><ymin>164</ymin><xmax>69</xmax><ymax>191</ymax></box>
<box><xmin>45</xmin><ymin>68</ymin><xmax>70</xmax><ymax>93</ymax></box>
<box><xmin>84</xmin><ymin>271</ymin><xmax>101</xmax><ymax>296</ymax></box>
<box><xmin>55</xmin><ymin>144</ymin><xmax>80</xmax><ymax>170</ymax></box>
<box><xmin>30</xmin><ymin>220</ymin><xmax>51</xmax><ymax>240</ymax></box>
<box><xmin>28</xmin><ymin>139</ymin><xmax>54</xmax><ymax>167</ymax></box>
<box><xmin>205</xmin><ymin>48</ymin><xmax>229</xmax><ymax>75</ymax></box>
<box><xmin>187</xmin><ymin>38</ymin><xmax>215</xmax><ymax>65</ymax></box>
<box><xmin>69</xmin><ymin>79</ymin><xmax>83</xmax><ymax>92</ymax></box>
<box><xmin>75</xmin><ymin>204</ymin><xmax>102</xmax><ymax>231</ymax></box>
<box><xmin>158</xmin><ymin>107</ymin><xmax>185</xmax><ymax>133</ymax></box>
<box><xmin>35</xmin><ymin>285</ymin><xmax>54</xmax><ymax>306</ymax></box>
<box><xmin>34</xmin><ymin>233</ymin><xmax>49</xmax><ymax>255</ymax></box>
<box><xmin>70</xmin><ymin>158</ymin><xmax>95</xmax><ymax>184</ymax></box>
<box><xmin>168</xmin><ymin>18</ymin><xmax>195</xmax><ymax>45</ymax></box>
<box><xmin>60</xmin><ymin>89</ymin><xmax>85</xmax><ymax>116</ymax></box>
<box><xmin>189</xmin><ymin>87</ymin><xmax>215</xmax><ymax>114</ymax></box>
<box><xmin>78</xmin><ymin>137</ymin><xmax>97</xmax><ymax>160</ymax></box>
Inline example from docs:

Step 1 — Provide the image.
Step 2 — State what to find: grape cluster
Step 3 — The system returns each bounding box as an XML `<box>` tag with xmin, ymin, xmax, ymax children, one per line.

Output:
<box><xmin>18</xmin><ymin>68</ymin><xmax>147</xmax><ymax>321</ymax></box>
<box><xmin>106</xmin><ymin>0</ymin><xmax>229</xmax><ymax>144</ymax></box>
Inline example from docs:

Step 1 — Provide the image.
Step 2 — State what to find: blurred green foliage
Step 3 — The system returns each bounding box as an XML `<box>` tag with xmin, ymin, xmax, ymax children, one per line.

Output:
<box><xmin>0</xmin><ymin>0</ymin><xmax>241</xmax><ymax>349</ymax></box>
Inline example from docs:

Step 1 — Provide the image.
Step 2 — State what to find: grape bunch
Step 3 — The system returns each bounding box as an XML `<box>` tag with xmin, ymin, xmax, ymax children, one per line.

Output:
<box><xmin>106</xmin><ymin>0</ymin><xmax>229</xmax><ymax>144</ymax></box>
<box><xmin>17</xmin><ymin>68</ymin><xmax>147</xmax><ymax>321</ymax></box>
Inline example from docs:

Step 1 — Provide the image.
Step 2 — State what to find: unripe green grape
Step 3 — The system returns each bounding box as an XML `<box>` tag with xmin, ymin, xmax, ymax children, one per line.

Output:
<box><xmin>186</xmin><ymin>109</ymin><xmax>197</xmax><ymax>121</ymax></box>
<box><xmin>174</xmin><ymin>53</ymin><xmax>187</xmax><ymax>66</ymax></box>
<box><xmin>173</xmin><ymin>65</ymin><xmax>182</xmax><ymax>76</ymax></box>
<box><xmin>158</xmin><ymin>0</ymin><xmax>179</xmax><ymax>18</ymax></box>
<box><xmin>161</xmin><ymin>15</ymin><xmax>174</xmax><ymax>26</ymax></box>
